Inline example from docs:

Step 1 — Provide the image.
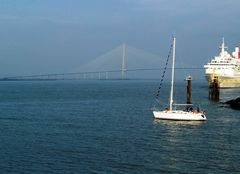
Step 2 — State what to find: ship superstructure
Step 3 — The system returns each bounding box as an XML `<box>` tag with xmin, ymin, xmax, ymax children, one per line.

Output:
<box><xmin>204</xmin><ymin>38</ymin><xmax>240</xmax><ymax>88</ymax></box>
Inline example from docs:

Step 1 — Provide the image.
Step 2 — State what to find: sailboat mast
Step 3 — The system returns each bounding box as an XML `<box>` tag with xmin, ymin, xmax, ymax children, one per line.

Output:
<box><xmin>169</xmin><ymin>36</ymin><xmax>176</xmax><ymax>110</ymax></box>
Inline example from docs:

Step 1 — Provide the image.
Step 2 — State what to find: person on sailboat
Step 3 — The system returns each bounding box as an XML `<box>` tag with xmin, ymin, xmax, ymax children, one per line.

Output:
<box><xmin>197</xmin><ymin>107</ymin><xmax>200</xmax><ymax>112</ymax></box>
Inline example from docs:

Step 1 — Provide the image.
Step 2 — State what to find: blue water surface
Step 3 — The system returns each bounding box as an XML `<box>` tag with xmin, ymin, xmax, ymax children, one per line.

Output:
<box><xmin>0</xmin><ymin>80</ymin><xmax>239</xmax><ymax>174</ymax></box>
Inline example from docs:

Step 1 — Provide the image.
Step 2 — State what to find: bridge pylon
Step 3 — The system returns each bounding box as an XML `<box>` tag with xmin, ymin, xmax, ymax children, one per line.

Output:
<box><xmin>121</xmin><ymin>43</ymin><xmax>127</xmax><ymax>80</ymax></box>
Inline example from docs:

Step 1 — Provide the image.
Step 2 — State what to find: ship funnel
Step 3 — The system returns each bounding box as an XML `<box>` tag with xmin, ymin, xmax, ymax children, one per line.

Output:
<box><xmin>235</xmin><ymin>47</ymin><xmax>239</xmax><ymax>53</ymax></box>
<box><xmin>234</xmin><ymin>47</ymin><xmax>240</xmax><ymax>59</ymax></box>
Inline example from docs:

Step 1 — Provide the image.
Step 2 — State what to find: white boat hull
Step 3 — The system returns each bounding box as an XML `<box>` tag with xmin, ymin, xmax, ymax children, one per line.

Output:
<box><xmin>153</xmin><ymin>110</ymin><xmax>207</xmax><ymax>121</ymax></box>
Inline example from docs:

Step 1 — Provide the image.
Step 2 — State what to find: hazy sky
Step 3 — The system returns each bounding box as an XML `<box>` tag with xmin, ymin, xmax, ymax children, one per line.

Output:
<box><xmin>0</xmin><ymin>0</ymin><xmax>239</xmax><ymax>77</ymax></box>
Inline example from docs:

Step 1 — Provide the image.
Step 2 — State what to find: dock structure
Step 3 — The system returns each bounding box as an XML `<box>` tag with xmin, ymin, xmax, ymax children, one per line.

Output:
<box><xmin>208</xmin><ymin>76</ymin><xmax>220</xmax><ymax>101</ymax></box>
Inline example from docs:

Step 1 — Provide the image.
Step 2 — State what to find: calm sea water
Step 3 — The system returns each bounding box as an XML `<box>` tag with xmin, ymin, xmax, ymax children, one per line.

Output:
<box><xmin>0</xmin><ymin>80</ymin><xmax>239</xmax><ymax>174</ymax></box>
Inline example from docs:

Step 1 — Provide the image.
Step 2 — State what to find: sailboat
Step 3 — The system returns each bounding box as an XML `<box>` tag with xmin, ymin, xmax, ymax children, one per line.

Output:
<box><xmin>153</xmin><ymin>36</ymin><xmax>207</xmax><ymax>121</ymax></box>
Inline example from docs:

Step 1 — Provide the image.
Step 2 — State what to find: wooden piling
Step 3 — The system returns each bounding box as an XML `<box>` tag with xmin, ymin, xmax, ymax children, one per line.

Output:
<box><xmin>209</xmin><ymin>76</ymin><xmax>219</xmax><ymax>101</ymax></box>
<box><xmin>186</xmin><ymin>75</ymin><xmax>192</xmax><ymax>104</ymax></box>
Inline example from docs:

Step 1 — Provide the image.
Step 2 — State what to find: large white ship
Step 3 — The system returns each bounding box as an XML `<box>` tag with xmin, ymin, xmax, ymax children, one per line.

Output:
<box><xmin>204</xmin><ymin>38</ymin><xmax>240</xmax><ymax>88</ymax></box>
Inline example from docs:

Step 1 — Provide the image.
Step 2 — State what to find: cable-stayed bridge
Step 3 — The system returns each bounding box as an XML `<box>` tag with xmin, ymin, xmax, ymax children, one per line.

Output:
<box><xmin>1</xmin><ymin>44</ymin><xmax>203</xmax><ymax>80</ymax></box>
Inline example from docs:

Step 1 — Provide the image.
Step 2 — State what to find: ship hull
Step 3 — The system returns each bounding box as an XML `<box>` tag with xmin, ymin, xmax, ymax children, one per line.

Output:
<box><xmin>205</xmin><ymin>75</ymin><xmax>240</xmax><ymax>88</ymax></box>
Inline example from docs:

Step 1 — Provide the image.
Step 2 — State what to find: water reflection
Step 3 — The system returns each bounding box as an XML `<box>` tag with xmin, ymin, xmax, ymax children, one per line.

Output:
<box><xmin>153</xmin><ymin>119</ymin><xmax>206</xmax><ymax>126</ymax></box>
<box><xmin>220</xmin><ymin>88</ymin><xmax>240</xmax><ymax>101</ymax></box>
